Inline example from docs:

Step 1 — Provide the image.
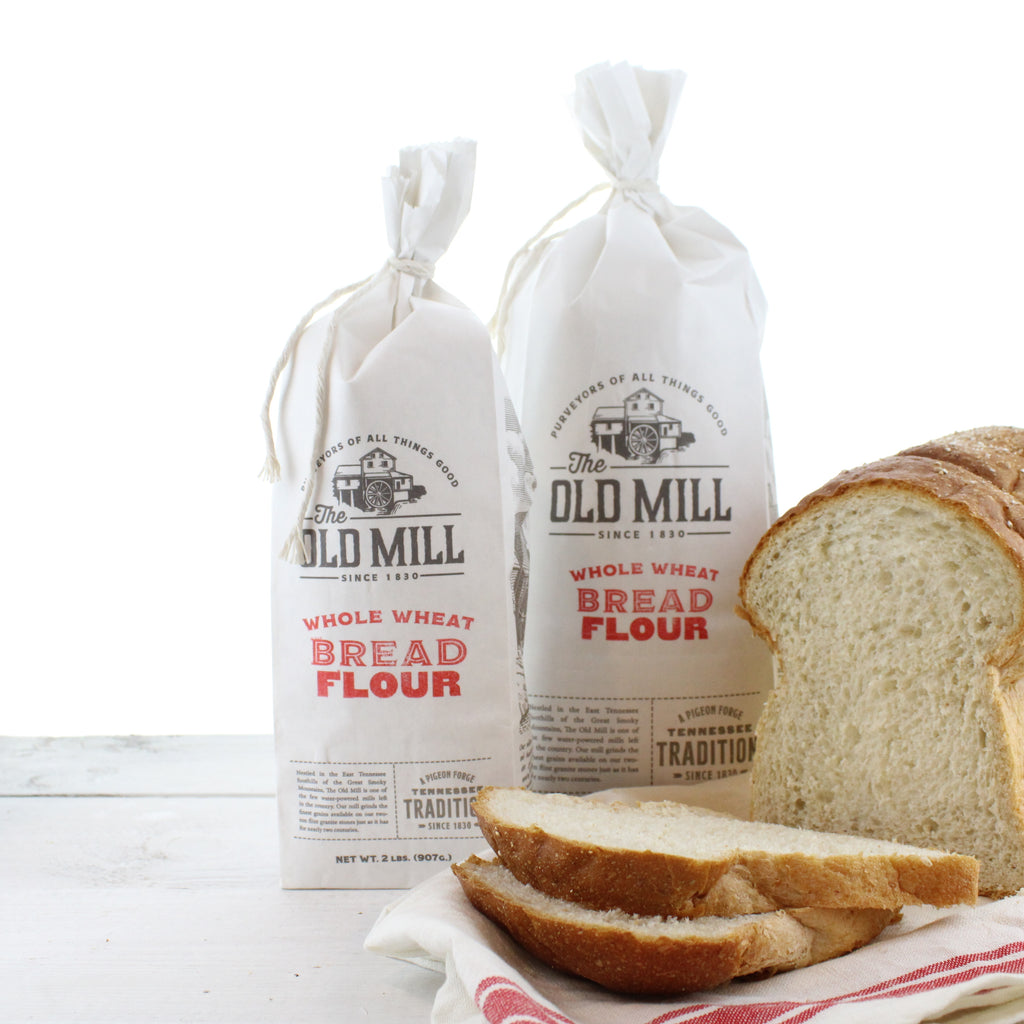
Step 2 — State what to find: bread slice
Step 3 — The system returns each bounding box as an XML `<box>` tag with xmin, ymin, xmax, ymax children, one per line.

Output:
<box><xmin>453</xmin><ymin>854</ymin><xmax>898</xmax><ymax>994</ymax></box>
<box><xmin>472</xmin><ymin>787</ymin><xmax>977</xmax><ymax>915</ymax></box>
<box><xmin>739</xmin><ymin>427</ymin><xmax>1024</xmax><ymax>897</ymax></box>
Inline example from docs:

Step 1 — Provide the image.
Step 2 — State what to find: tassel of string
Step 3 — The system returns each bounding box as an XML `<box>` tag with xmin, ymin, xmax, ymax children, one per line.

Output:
<box><xmin>264</xmin><ymin>253</ymin><xmax>436</xmax><ymax>561</ymax></box>
<box><xmin>277</xmin><ymin>309</ymin><xmax>346</xmax><ymax>563</ymax></box>
<box><xmin>258</xmin><ymin>274</ymin><xmax>377</xmax><ymax>484</ymax></box>
<box><xmin>488</xmin><ymin>177</ymin><xmax>667</xmax><ymax>357</ymax></box>
<box><xmin>489</xmin><ymin>182</ymin><xmax>611</xmax><ymax>359</ymax></box>
<box><xmin>278</xmin><ymin>303</ymin><xmax>354</xmax><ymax>561</ymax></box>
<box><xmin>275</xmin><ymin>268</ymin><xmax>393</xmax><ymax>563</ymax></box>
<box><xmin>271</xmin><ymin>258</ymin><xmax>435</xmax><ymax>565</ymax></box>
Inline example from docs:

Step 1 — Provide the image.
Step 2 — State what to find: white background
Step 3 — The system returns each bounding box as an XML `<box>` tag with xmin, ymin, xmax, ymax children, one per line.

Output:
<box><xmin>3</xmin><ymin>1</ymin><xmax>1021</xmax><ymax>736</ymax></box>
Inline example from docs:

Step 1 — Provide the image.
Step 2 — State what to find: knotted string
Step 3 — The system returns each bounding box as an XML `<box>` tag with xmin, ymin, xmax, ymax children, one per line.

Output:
<box><xmin>614</xmin><ymin>177</ymin><xmax>660</xmax><ymax>203</ymax></box>
<box><xmin>388</xmin><ymin>256</ymin><xmax>435</xmax><ymax>278</ymax></box>
<box><xmin>489</xmin><ymin>177</ymin><xmax>661</xmax><ymax>358</ymax></box>
<box><xmin>261</xmin><ymin>257</ymin><xmax>436</xmax><ymax>564</ymax></box>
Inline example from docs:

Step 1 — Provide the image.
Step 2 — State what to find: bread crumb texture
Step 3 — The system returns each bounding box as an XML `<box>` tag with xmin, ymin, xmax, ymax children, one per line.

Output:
<box><xmin>741</xmin><ymin>427</ymin><xmax>1024</xmax><ymax>897</ymax></box>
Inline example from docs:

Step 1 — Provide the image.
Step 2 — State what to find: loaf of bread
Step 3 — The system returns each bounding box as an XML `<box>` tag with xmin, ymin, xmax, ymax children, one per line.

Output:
<box><xmin>739</xmin><ymin>427</ymin><xmax>1024</xmax><ymax>897</ymax></box>
<box><xmin>472</xmin><ymin>787</ymin><xmax>978</xmax><ymax>915</ymax></box>
<box><xmin>453</xmin><ymin>854</ymin><xmax>898</xmax><ymax>995</ymax></box>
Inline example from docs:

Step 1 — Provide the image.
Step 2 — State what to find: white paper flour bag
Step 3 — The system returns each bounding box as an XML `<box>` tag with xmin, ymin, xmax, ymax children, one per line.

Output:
<box><xmin>496</xmin><ymin>63</ymin><xmax>775</xmax><ymax>797</ymax></box>
<box><xmin>261</xmin><ymin>140</ymin><xmax>532</xmax><ymax>888</ymax></box>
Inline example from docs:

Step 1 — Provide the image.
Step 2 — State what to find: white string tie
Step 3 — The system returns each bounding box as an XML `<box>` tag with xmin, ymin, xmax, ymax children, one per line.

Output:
<box><xmin>488</xmin><ymin>176</ymin><xmax>665</xmax><ymax>357</ymax></box>
<box><xmin>258</xmin><ymin>264</ymin><xmax>391</xmax><ymax>564</ymax></box>
<box><xmin>613</xmin><ymin>176</ymin><xmax>660</xmax><ymax>195</ymax></box>
<box><xmin>388</xmin><ymin>256</ymin><xmax>435</xmax><ymax>279</ymax></box>
<box><xmin>489</xmin><ymin>182</ymin><xmax>612</xmax><ymax>358</ymax></box>
<box><xmin>612</xmin><ymin>176</ymin><xmax>663</xmax><ymax>217</ymax></box>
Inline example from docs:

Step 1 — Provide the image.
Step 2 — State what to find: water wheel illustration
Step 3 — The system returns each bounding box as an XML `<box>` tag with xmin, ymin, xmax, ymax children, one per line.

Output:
<box><xmin>627</xmin><ymin>423</ymin><xmax>659</xmax><ymax>460</ymax></box>
<box><xmin>363</xmin><ymin>478</ymin><xmax>394</xmax><ymax>510</ymax></box>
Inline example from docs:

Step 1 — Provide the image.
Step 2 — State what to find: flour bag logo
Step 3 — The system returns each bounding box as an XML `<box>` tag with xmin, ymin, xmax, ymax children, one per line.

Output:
<box><xmin>549</xmin><ymin>379</ymin><xmax>730</xmax><ymax>529</ymax></box>
<box><xmin>332</xmin><ymin>448</ymin><xmax>426</xmax><ymax>515</ymax></box>
<box><xmin>590</xmin><ymin>388</ymin><xmax>695</xmax><ymax>463</ymax></box>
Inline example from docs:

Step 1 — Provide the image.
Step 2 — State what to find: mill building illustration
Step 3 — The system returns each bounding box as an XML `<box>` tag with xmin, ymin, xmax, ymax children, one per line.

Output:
<box><xmin>332</xmin><ymin>448</ymin><xmax>426</xmax><ymax>514</ymax></box>
<box><xmin>590</xmin><ymin>388</ymin><xmax>695</xmax><ymax>462</ymax></box>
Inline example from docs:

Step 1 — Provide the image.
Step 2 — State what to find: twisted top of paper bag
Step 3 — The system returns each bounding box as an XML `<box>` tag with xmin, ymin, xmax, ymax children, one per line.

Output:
<box><xmin>259</xmin><ymin>140</ymin><xmax>475</xmax><ymax>566</ymax></box>
<box><xmin>384</xmin><ymin>140</ymin><xmax>475</xmax><ymax>269</ymax></box>
<box><xmin>489</xmin><ymin>65</ymin><xmax>684</xmax><ymax>357</ymax></box>
<box><xmin>574</xmin><ymin>61</ymin><xmax>685</xmax><ymax>185</ymax></box>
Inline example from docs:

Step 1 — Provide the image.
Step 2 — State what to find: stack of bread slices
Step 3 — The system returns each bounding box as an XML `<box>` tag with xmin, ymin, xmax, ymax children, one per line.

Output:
<box><xmin>453</xmin><ymin>428</ymin><xmax>1024</xmax><ymax>994</ymax></box>
<box><xmin>453</xmin><ymin>787</ymin><xmax>978</xmax><ymax>995</ymax></box>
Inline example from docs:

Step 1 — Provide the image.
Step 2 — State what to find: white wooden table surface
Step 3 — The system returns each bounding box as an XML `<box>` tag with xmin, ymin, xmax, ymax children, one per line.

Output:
<box><xmin>0</xmin><ymin>735</ymin><xmax>441</xmax><ymax>1023</ymax></box>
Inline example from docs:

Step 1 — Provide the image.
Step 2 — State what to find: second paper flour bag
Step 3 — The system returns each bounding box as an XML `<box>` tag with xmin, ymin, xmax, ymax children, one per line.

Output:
<box><xmin>261</xmin><ymin>140</ymin><xmax>532</xmax><ymax>887</ymax></box>
<box><xmin>496</xmin><ymin>63</ymin><xmax>775</xmax><ymax>797</ymax></box>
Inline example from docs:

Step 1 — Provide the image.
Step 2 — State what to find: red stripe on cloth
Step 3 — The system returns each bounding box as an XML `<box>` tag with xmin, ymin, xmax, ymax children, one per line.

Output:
<box><xmin>818</xmin><ymin>941</ymin><xmax>1024</xmax><ymax>1009</ymax></box>
<box><xmin>647</xmin><ymin>1003</ymin><xmax>804</xmax><ymax>1024</ymax></box>
<box><xmin>476</xmin><ymin>975</ymin><xmax>578</xmax><ymax>1024</ymax></box>
<box><xmin>641</xmin><ymin>942</ymin><xmax>1024</xmax><ymax>1024</ymax></box>
<box><xmin>474</xmin><ymin>944</ymin><xmax>1024</xmax><ymax>1024</ymax></box>
<box><xmin>847</xmin><ymin>952</ymin><xmax>1024</xmax><ymax>1006</ymax></box>
<box><xmin>643</xmin><ymin>1008</ymin><xmax>716</xmax><ymax>1024</ymax></box>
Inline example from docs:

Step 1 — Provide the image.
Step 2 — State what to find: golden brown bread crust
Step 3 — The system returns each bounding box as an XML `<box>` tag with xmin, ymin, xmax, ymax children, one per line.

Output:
<box><xmin>475</xmin><ymin>796</ymin><xmax>978</xmax><ymax>914</ymax></box>
<box><xmin>452</xmin><ymin>855</ymin><xmax>898</xmax><ymax>995</ymax></box>
<box><xmin>476</xmin><ymin>810</ymin><xmax>734</xmax><ymax>914</ymax></box>
<box><xmin>899</xmin><ymin>426</ymin><xmax>1024</xmax><ymax>502</ymax></box>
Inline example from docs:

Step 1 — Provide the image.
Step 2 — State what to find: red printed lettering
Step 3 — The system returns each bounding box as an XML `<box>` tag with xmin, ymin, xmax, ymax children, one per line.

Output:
<box><xmin>312</xmin><ymin>639</ymin><xmax>334</xmax><ymax>665</ymax></box>
<box><xmin>371</xmin><ymin>640</ymin><xmax>397</xmax><ymax>666</ymax></box>
<box><xmin>580</xmin><ymin>616</ymin><xmax>709</xmax><ymax>642</ymax></box>
<box><xmin>318</xmin><ymin>670</ymin><xmax>461</xmax><ymax>698</ymax></box>
<box><xmin>339</xmin><ymin>640</ymin><xmax>367</xmax><ymax>666</ymax></box>
<box><xmin>317</xmin><ymin>670</ymin><xmax>338</xmax><ymax>697</ymax></box>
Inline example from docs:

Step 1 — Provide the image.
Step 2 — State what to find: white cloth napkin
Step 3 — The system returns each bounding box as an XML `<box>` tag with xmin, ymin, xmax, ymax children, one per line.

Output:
<box><xmin>365</xmin><ymin>783</ymin><xmax>1024</xmax><ymax>1023</ymax></box>
<box><xmin>365</xmin><ymin>871</ymin><xmax>1024</xmax><ymax>1024</ymax></box>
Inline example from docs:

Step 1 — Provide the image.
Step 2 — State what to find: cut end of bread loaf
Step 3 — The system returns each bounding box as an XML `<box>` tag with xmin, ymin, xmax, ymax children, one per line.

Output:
<box><xmin>740</xmin><ymin>427</ymin><xmax>1024</xmax><ymax>897</ymax></box>
<box><xmin>473</xmin><ymin>787</ymin><xmax>978</xmax><ymax>914</ymax></box>
<box><xmin>453</xmin><ymin>855</ymin><xmax>898</xmax><ymax>995</ymax></box>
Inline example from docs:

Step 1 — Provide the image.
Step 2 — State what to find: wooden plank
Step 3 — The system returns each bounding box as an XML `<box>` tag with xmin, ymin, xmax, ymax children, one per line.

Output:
<box><xmin>1</xmin><ymin>886</ymin><xmax>439</xmax><ymax>1023</ymax></box>
<box><xmin>0</xmin><ymin>735</ymin><xmax>275</xmax><ymax>796</ymax></box>
<box><xmin>0</xmin><ymin>795</ymin><xmax>280</xmax><ymax>890</ymax></box>
<box><xmin>0</xmin><ymin>737</ymin><xmax>442</xmax><ymax>1022</ymax></box>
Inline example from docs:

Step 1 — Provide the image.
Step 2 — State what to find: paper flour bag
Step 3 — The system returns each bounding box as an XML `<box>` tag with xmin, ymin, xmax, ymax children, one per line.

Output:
<box><xmin>496</xmin><ymin>63</ymin><xmax>775</xmax><ymax>797</ymax></box>
<box><xmin>261</xmin><ymin>140</ymin><xmax>532</xmax><ymax>888</ymax></box>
